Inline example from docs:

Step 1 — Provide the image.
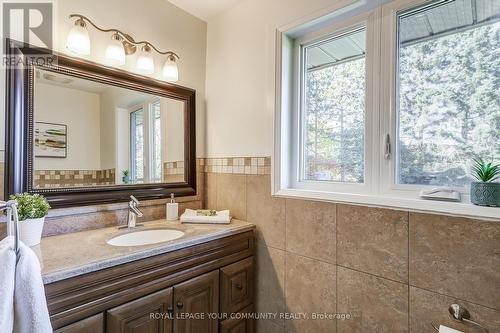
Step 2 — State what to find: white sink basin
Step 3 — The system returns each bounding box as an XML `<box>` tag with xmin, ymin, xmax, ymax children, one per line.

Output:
<box><xmin>107</xmin><ymin>229</ymin><xmax>185</xmax><ymax>247</ymax></box>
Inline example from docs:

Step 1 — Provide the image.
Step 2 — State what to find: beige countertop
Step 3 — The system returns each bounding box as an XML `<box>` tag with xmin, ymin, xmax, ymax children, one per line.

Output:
<box><xmin>35</xmin><ymin>219</ymin><xmax>255</xmax><ymax>284</ymax></box>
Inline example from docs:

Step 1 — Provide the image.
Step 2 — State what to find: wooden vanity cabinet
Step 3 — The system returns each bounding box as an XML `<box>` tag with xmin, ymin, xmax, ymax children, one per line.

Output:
<box><xmin>46</xmin><ymin>231</ymin><xmax>254</xmax><ymax>333</ymax></box>
<box><xmin>53</xmin><ymin>313</ymin><xmax>104</xmax><ymax>333</ymax></box>
<box><xmin>107</xmin><ymin>288</ymin><xmax>173</xmax><ymax>333</ymax></box>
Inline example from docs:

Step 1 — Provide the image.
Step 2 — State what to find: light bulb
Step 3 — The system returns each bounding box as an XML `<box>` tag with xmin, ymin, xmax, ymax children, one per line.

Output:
<box><xmin>66</xmin><ymin>19</ymin><xmax>90</xmax><ymax>55</ymax></box>
<box><xmin>162</xmin><ymin>56</ymin><xmax>178</xmax><ymax>82</ymax></box>
<box><xmin>136</xmin><ymin>45</ymin><xmax>154</xmax><ymax>74</ymax></box>
<box><xmin>105</xmin><ymin>33</ymin><xmax>126</xmax><ymax>66</ymax></box>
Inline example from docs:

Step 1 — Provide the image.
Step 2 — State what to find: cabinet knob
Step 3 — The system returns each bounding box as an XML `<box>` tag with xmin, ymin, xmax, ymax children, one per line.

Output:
<box><xmin>235</xmin><ymin>283</ymin><xmax>243</xmax><ymax>290</ymax></box>
<box><xmin>167</xmin><ymin>306</ymin><xmax>173</xmax><ymax>315</ymax></box>
<box><xmin>176</xmin><ymin>301</ymin><xmax>184</xmax><ymax>309</ymax></box>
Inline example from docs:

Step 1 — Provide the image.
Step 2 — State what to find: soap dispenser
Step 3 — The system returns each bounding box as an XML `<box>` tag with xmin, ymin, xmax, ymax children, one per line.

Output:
<box><xmin>166</xmin><ymin>193</ymin><xmax>178</xmax><ymax>221</ymax></box>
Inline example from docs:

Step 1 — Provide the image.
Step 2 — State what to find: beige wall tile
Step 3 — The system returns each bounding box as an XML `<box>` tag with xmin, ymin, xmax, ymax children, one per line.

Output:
<box><xmin>285</xmin><ymin>252</ymin><xmax>336</xmax><ymax>333</ymax></box>
<box><xmin>409</xmin><ymin>213</ymin><xmax>500</xmax><ymax>309</ymax></box>
<box><xmin>204</xmin><ymin>172</ymin><xmax>217</xmax><ymax>209</ymax></box>
<box><xmin>337</xmin><ymin>204</ymin><xmax>408</xmax><ymax>282</ymax></box>
<box><xmin>43</xmin><ymin>209</ymin><xmax>128</xmax><ymax>236</ymax></box>
<box><xmin>286</xmin><ymin>199</ymin><xmax>336</xmax><ymax>263</ymax></box>
<box><xmin>256</xmin><ymin>244</ymin><xmax>286</xmax><ymax>327</ymax></box>
<box><xmin>337</xmin><ymin>266</ymin><xmax>408</xmax><ymax>333</ymax></box>
<box><xmin>409</xmin><ymin>286</ymin><xmax>500</xmax><ymax>333</ymax></box>
<box><xmin>256</xmin><ymin>319</ymin><xmax>285</xmax><ymax>333</ymax></box>
<box><xmin>216</xmin><ymin>173</ymin><xmax>246</xmax><ymax>220</ymax></box>
<box><xmin>246</xmin><ymin>175</ymin><xmax>285</xmax><ymax>249</ymax></box>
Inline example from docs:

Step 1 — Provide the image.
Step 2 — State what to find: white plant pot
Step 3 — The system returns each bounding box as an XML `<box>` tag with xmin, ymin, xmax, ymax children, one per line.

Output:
<box><xmin>18</xmin><ymin>217</ymin><xmax>45</xmax><ymax>247</ymax></box>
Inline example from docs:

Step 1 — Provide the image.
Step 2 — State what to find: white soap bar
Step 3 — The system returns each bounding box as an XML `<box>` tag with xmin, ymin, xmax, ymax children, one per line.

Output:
<box><xmin>166</xmin><ymin>202</ymin><xmax>178</xmax><ymax>221</ymax></box>
<box><xmin>439</xmin><ymin>325</ymin><xmax>464</xmax><ymax>333</ymax></box>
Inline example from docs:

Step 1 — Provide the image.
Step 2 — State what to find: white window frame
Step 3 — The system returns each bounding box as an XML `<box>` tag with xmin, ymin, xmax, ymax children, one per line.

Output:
<box><xmin>149</xmin><ymin>99</ymin><xmax>163</xmax><ymax>182</ymax></box>
<box><xmin>291</xmin><ymin>11</ymin><xmax>379</xmax><ymax>195</ymax></box>
<box><xmin>273</xmin><ymin>0</ymin><xmax>500</xmax><ymax>220</ymax></box>
<box><xmin>129</xmin><ymin>105</ymin><xmax>146</xmax><ymax>183</ymax></box>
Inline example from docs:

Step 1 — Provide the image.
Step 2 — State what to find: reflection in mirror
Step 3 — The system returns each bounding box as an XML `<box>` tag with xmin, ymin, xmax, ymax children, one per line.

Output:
<box><xmin>33</xmin><ymin>68</ymin><xmax>185</xmax><ymax>189</ymax></box>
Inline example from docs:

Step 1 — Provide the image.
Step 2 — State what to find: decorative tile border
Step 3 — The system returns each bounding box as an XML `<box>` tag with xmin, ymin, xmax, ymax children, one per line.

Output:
<box><xmin>34</xmin><ymin>168</ymin><xmax>116</xmax><ymax>188</ymax></box>
<box><xmin>201</xmin><ymin>157</ymin><xmax>271</xmax><ymax>175</ymax></box>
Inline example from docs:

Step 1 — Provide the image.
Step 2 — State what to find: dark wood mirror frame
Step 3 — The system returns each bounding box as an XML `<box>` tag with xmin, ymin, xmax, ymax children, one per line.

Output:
<box><xmin>4</xmin><ymin>39</ymin><xmax>196</xmax><ymax>208</ymax></box>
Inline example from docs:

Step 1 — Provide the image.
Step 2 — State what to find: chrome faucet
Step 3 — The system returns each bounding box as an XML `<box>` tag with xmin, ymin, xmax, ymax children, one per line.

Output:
<box><xmin>121</xmin><ymin>195</ymin><xmax>143</xmax><ymax>229</ymax></box>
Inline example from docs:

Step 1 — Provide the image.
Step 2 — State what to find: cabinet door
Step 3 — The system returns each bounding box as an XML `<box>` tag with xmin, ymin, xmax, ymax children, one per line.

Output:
<box><xmin>54</xmin><ymin>313</ymin><xmax>104</xmax><ymax>333</ymax></box>
<box><xmin>107</xmin><ymin>288</ymin><xmax>173</xmax><ymax>333</ymax></box>
<box><xmin>220</xmin><ymin>305</ymin><xmax>254</xmax><ymax>333</ymax></box>
<box><xmin>173</xmin><ymin>270</ymin><xmax>219</xmax><ymax>333</ymax></box>
<box><xmin>220</xmin><ymin>257</ymin><xmax>254</xmax><ymax>315</ymax></box>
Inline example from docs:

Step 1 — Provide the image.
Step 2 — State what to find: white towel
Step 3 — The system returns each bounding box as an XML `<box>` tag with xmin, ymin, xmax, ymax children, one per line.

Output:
<box><xmin>13</xmin><ymin>241</ymin><xmax>52</xmax><ymax>333</ymax></box>
<box><xmin>0</xmin><ymin>237</ymin><xmax>16</xmax><ymax>333</ymax></box>
<box><xmin>180</xmin><ymin>209</ymin><xmax>232</xmax><ymax>224</ymax></box>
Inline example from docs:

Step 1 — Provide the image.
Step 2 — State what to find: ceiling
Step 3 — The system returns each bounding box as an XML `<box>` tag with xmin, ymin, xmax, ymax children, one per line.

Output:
<box><xmin>167</xmin><ymin>0</ymin><xmax>242</xmax><ymax>21</ymax></box>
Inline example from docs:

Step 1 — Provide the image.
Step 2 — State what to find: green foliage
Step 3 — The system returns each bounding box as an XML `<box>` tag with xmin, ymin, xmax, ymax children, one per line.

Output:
<box><xmin>9</xmin><ymin>193</ymin><xmax>51</xmax><ymax>221</ymax></box>
<box><xmin>122</xmin><ymin>170</ymin><xmax>129</xmax><ymax>177</ymax></box>
<box><xmin>471</xmin><ymin>158</ymin><xmax>499</xmax><ymax>182</ymax></box>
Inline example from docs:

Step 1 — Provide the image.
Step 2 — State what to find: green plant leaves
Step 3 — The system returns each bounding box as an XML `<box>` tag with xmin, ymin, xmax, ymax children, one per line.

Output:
<box><xmin>472</xmin><ymin>158</ymin><xmax>500</xmax><ymax>182</ymax></box>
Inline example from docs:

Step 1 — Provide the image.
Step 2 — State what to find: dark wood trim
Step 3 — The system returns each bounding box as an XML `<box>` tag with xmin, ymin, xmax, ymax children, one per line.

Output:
<box><xmin>45</xmin><ymin>231</ymin><xmax>254</xmax><ymax>329</ymax></box>
<box><xmin>4</xmin><ymin>39</ymin><xmax>196</xmax><ymax>207</ymax></box>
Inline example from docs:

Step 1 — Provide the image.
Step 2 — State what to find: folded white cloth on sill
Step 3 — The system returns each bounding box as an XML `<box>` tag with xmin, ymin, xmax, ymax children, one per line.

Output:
<box><xmin>180</xmin><ymin>209</ymin><xmax>232</xmax><ymax>224</ymax></box>
<box><xmin>13</xmin><ymin>241</ymin><xmax>52</xmax><ymax>333</ymax></box>
<box><xmin>0</xmin><ymin>237</ymin><xmax>16</xmax><ymax>333</ymax></box>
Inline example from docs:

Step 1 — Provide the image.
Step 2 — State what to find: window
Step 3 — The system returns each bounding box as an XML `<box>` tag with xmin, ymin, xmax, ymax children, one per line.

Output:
<box><xmin>151</xmin><ymin>100</ymin><xmax>162</xmax><ymax>182</ymax></box>
<box><xmin>396</xmin><ymin>0</ymin><xmax>500</xmax><ymax>188</ymax></box>
<box><xmin>302</xmin><ymin>28</ymin><xmax>366</xmax><ymax>183</ymax></box>
<box><xmin>130</xmin><ymin>108</ymin><xmax>144</xmax><ymax>182</ymax></box>
<box><xmin>129</xmin><ymin>100</ymin><xmax>163</xmax><ymax>183</ymax></box>
<box><xmin>275</xmin><ymin>0</ymin><xmax>500</xmax><ymax>218</ymax></box>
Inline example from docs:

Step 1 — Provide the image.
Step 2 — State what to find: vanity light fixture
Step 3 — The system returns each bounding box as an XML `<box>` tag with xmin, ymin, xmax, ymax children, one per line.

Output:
<box><xmin>136</xmin><ymin>45</ymin><xmax>155</xmax><ymax>74</ymax></box>
<box><xmin>104</xmin><ymin>33</ymin><xmax>126</xmax><ymax>66</ymax></box>
<box><xmin>66</xmin><ymin>18</ymin><xmax>91</xmax><ymax>55</ymax></box>
<box><xmin>66</xmin><ymin>14</ymin><xmax>180</xmax><ymax>81</ymax></box>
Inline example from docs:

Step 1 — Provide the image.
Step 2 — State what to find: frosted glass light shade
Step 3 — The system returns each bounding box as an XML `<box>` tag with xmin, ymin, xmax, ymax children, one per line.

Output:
<box><xmin>162</xmin><ymin>57</ymin><xmax>178</xmax><ymax>82</ymax></box>
<box><xmin>136</xmin><ymin>47</ymin><xmax>154</xmax><ymax>74</ymax></box>
<box><xmin>66</xmin><ymin>22</ymin><xmax>90</xmax><ymax>55</ymax></box>
<box><xmin>105</xmin><ymin>35</ymin><xmax>126</xmax><ymax>66</ymax></box>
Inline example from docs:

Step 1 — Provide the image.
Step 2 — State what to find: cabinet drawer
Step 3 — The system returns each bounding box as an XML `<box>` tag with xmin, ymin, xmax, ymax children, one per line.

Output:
<box><xmin>54</xmin><ymin>313</ymin><xmax>104</xmax><ymax>333</ymax></box>
<box><xmin>220</xmin><ymin>305</ymin><xmax>254</xmax><ymax>333</ymax></box>
<box><xmin>220</xmin><ymin>257</ymin><xmax>254</xmax><ymax>314</ymax></box>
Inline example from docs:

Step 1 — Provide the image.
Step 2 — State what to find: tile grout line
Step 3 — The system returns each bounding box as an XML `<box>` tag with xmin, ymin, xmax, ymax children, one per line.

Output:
<box><xmin>407</xmin><ymin>211</ymin><xmax>410</xmax><ymax>332</ymax></box>
<box><xmin>335</xmin><ymin>203</ymin><xmax>339</xmax><ymax>333</ymax></box>
<box><xmin>407</xmin><ymin>284</ymin><xmax>500</xmax><ymax>312</ymax></box>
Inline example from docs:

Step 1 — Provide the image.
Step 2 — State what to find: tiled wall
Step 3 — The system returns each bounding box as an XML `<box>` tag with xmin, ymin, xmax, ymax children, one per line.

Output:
<box><xmin>34</xmin><ymin>168</ymin><xmax>116</xmax><ymax>188</ymax></box>
<box><xmin>163</xmin><ymin>161</ymin><xmax>185</xmax><ymax>183</ymax></box>
<box><xmin>204</xmin><ymin>160</ymin><xmax>500</xmax><ymax>333</ymax></box>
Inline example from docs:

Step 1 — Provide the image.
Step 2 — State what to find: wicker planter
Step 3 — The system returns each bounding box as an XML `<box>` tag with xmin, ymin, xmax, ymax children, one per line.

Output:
<box><xmin>470</xmin><ymin>182</ymin><xmax>500</xmax><ymax>207</ymax></box>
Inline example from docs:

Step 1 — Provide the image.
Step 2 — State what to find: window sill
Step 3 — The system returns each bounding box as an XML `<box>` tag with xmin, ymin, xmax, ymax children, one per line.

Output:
<box><xmin>274</xmin><ymin>188</ymin><xmax>500</xmax><ymax>221</ymax></box>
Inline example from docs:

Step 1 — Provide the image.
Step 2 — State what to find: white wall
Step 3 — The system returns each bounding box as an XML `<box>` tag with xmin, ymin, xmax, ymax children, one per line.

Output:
<box><xmin>205</xmin><ymin>0</ymin><xmax>349</xmax><ymax>157</ymax></box>
<box><xmin>162</xmin><ymin>99</ymin><xmax>185</xmax><ymax>162</ymax></box>
<box><xmin>34</xmin><ymin>83</ymin><xmax>101</xmax><ymax>170</ymax></box>
<box><xmin>0</xmin><ymin>0</ymin><xmax>207</xmax><ymax>160</ymax></box>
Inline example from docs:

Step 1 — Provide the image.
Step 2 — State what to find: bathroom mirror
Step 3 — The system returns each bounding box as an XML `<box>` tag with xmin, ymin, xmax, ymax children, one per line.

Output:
<box><xmin>33</xmin><ymin>68</ymin><xmax>186</xmax><ymax>188</ymax></box>
<box><xmin>4</xmin><ymin>40</ymin><xmax>196</xmax><ymax>207</ymax></box>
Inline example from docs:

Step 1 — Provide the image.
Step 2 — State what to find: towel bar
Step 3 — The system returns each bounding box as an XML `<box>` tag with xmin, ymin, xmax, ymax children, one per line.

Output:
<box><xmin>0</xmin><ymin>200</ymin><xmax>20</xmax><ymax>260</ymax></box>
<box><xmin>430</xmin><ymin>304</ymin><xmax>489</xmax><ymax>333</ymax></box>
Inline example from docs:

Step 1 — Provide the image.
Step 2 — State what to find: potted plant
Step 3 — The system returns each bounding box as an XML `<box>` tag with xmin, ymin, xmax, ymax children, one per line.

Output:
<box><xmin>470</xmin><ymin>158</ymin><xmax>500</xmax><ymax>207</ymax></box>
<box><xmin>122</xmin><ymin>170</ymin><xmax>130</xmax><ymax>184</ymax></box>
<box><xmin>10</xmin><ymin>193</ymin><xmax>51</xmax><ymax>246</ymax></box>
